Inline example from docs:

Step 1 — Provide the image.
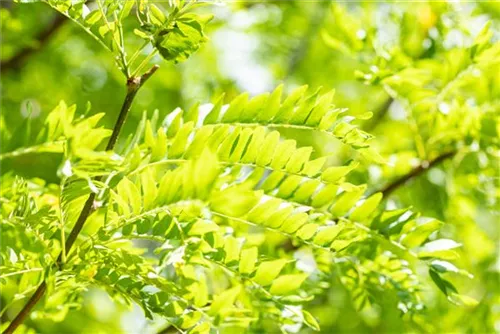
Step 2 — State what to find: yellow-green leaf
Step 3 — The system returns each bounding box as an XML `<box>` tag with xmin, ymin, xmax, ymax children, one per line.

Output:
<box><xmin>252</xmin><ymin>259</ymin><xmax>287</xmax><ymax>286</ymax></box>
<box><xmin>269</xmin><ymin>273</ymin><xmax>308</xmax><ymax>295</ymax></box>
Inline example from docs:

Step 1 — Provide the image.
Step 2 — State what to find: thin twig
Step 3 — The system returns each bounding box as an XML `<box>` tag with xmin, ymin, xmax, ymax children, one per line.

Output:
<box><xmin>0</xmin><ymin>268</ymin><xmax>44</xmax><ymax>279</ymax></box>
<box><xmin>0</xmin><ymin>141</ymin><xmax>64</xmax><ymax>161</ymax></box>
<box><xmin>2</xmin><ymin>65</ymin><xmax>159</xmax><ymax>334</ymax></box>
<box><xmin>378</xmin><ymin>150</ymin><xmax>457</xmax><ymax>198</ymax></box>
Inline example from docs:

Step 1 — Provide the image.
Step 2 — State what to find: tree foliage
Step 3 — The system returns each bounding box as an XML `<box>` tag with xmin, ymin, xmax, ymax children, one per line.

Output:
<box><xmin>1</xmin><ymin>1</ymin><xmax>499</xmax><ymax>333</ymax></box>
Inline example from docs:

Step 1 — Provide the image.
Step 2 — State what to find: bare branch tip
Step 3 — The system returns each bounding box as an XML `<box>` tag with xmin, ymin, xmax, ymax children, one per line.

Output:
<box><xmin>143</xmin><ymin>64</ymin><xmax>160</xmax><ymax>78</ymax></box>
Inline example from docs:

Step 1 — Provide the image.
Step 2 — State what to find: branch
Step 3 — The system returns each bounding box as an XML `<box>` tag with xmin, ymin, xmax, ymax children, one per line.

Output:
<box><xmin>2</xmin><ymin>65</ymin><xmax>159</xmax><ymax>334</ymax></box>
<box><xmin>104</xmin><ymin>65</ymin><xmax>159</xmax><ymax>151</ymax></box>
<box><xmin>379</xmin><ymin>150</ymin><xmax>457</xmax><ymax>198</ymax></box>
<box><xmin>1</xmin><ymin>13</ymin><xmax>66</xmax><ymax>74</ymax></box>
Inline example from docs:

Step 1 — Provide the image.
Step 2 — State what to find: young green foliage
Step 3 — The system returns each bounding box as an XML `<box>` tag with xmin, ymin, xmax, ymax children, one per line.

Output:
<box><xmin>1</xmin><ymin>86</ymin><xmax>473</xmax><ymax>332</ymax></box>
<box><xmin>1</xmin><ymin>1</ymin><xmax>486</xmax><ymax>334</ymax></box>
<box><xmin>16</xmin><ymin>0</ymin><xmax>212</xmax><ymax>76</ymax></box>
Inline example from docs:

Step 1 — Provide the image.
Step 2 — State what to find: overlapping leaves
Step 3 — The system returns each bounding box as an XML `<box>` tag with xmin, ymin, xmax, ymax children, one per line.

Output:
<box><xmin>17</xmin><ymin>0</ymin><xmax>213</xmax><ymax>74</ymax></box>
<box><xmin>1</xmin><ymin>86</ymin><xmax>474</xmax><ymax>332</ymax></box>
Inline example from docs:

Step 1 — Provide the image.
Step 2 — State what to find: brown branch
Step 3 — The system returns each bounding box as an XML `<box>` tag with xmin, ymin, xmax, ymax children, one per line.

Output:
<box><xmin>2</xmin><ymin>65</ymin><xmax>159</xmax><ymax>334</ymax></box>
<box><xmin>1</xmin><ymin>13</ymin><xmax>66</xmax><ymax>74</ymax></box>
<box><xmin>379</xmin><ymin>150</ymin><xmax>457</xmax><ymax>198</ymax></box>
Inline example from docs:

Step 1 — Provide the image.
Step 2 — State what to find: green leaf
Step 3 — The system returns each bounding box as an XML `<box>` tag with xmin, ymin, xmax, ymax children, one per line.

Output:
<box><xmin>224</xmin><ymin>236</ymin><xmax>240</xmax><ymax>264</ymax></box>
<box><xmin>401</xmin><ymin>218</ymin><xmax>443</xmax><ymax>248</ymax></box>
<box><xmin>247</xmin><ymin>198</ymin><xmax>282</xmax><ymax>224</ymax></box>
<box><xmin>241</xmin><ymin>127</ymin><xmax>266</xmax><ymax>163</ymax></box>
<box><xmin>321</xmin><ymin>162</ymin><xmax>358</xmax><ymax>183</ymax></box>
<box><xmin>285</xmin><ymin>147</ymin><xmax>312</xmax><ymax>173</ymax></box>
<box><xmin>122</xmin><ymin>223</ymin><xmax>134</xmax><ymax>236</ymax></box>
<box><xmin>306</xmin><ymin>90</ymin><xmax>335</xmax><ymax>126</ymax></box>
<box><xmin>149</xmin><ymin>4</ymin><xmax>166</xmax><ymax>25</ymax></box>
<box><xmin>330</xmin><ymin>186</ymin><xmax>366</xmax><ymax>217</ymax></box>
<box><xmin>154</xmin><ymin>13</ymin><xmax>213</xmax><ymax>63</ymax></box>
<box><xmin>430</xmin><ymin>260</ymin><xmax>459</xmax><ymax>274</ymax></box>
<box><xmin>418</xmin><ymin>239</ymin><xmax>462</xmax><ymax>260</ymax></box>
<box><xmin>117</xmin><ymin>178</ymin><xmax>142</xmax><ymax>215</ymax></box>
<box><xmin>134</xmin><ymin>28</ymin><xmax>151</xmax><ymax>40</ymax></box>
<box><xmin>188</xmin><ymin>219</ymin><xmax>219</xmax><ymax>236</ymax></box>
<box><xmin>218</xmin><ymin>127</ymin><xmax>241</xmax><ymax>161</ymax></box>
<box><xmin>256</xmin><ymin>84</ymin><xmax>282</xmax><ymax>122</ymax></box>
<box><xmin>136</xmin><ymin>218</ymin><xmax>152</xmax><ymax>235</ymax></box>
<box><xmin>270</xmin><ymin>140</ymin><xmax>296</xmax><ymax>170</ymax></box>
<box><xmin>311</xmin><ymin>184</ymin><xmax>338</xmax><ymax>208</ymax></box>
<box><xmin>242</xmin><ymin>93</ymin><xmax>269</xmax><ymax>122</ymax></box>
<box><xmin>302</xmin><ymin>157</ymin><xmax>326</xmax><ymax>177</ymax></box>
<box><xmin>119</xmin><ymin>1</ymin><xmax>134</xmax><ymax>20</ymax></box>
<box><xmin>140</xmin><ymin>168</ymin><xmax>158</xmax><ymax>210</ymax></box>
<box><xmin>239</xmin><ymin>247</ymin><xmax>258</xmax><ymax>274</ymax></box>
<box><xmin>448</xmin><ymin>293</ymin><xmax>479</xmax><ymax>307</ymax></box>
<box><xmin>209</xmin><ymin>285</ymin><xmax>241</xmax><ymax>315</ymax></box>
<box><xmin>269</xmin><ymin>273</ymin><xmax>308</xmax><ymax>295</ymax></box>
<box><xmin>429</xmin><ymin>269</ymin><xmax>450</xmax><ymax>296</ymax></box>
<box><xmin>296</xmin><ymin>223</ymin><xmax>319</xmax><ymax>241</ymax></box>
<box><xmin>152</xmin><ymin>215</ymin><xmax>173</xmax><ymax>236</ymax></box>
<box><xmin>211</xmin><ymin>187</ymin><xmax>259</xmax><ymax>217</ymax></box>
<box><xmin>431</xmin><ymin>260</ymin><xmax>473</xmax><ymax>278</ymax></box>
<box><xmin>222</xmin><ymin>93</ymin><xmax>249</xmax><ymax>122</ymax></box>
<box><xmin>84</xmin><ymin>10</ymin><xmax>102</xmax><ymax>26</ymax></box>
<box><xmin>280</xmin><ymin>212</ymin><xmax>308</xmax><ymax>234</ymax></box>
<box><xmin>274</xmin><ymin>85</ymin><xmax>308</xmax><ymax>122</ymax></box>
<box><xmin>312</xmin><ymin>224</ymin><xmax>343</xmax><ymax>246</ymax></box>
<box><xmin>252</xmin><ymin>259</ymin><xmax>287</xmax><ymax>286</ymax></box>
<box><xmin>169</xmin><ymin>122</ymin><xmax>194</xmax><ymax>158</ymax></box>
<box><xmin>302</xmin><ymin>310</ymin><xmax>320</xmax><ymax>331</ymax></box>
<box><xmin>256</xmin><ymin>131</ymin><xmax>280</xmax><ymax>166</ymax></box>
<box><xmin>349</xmin><ymin>192</ymin><xmax>382</xmax><ymax>222</ymax></box>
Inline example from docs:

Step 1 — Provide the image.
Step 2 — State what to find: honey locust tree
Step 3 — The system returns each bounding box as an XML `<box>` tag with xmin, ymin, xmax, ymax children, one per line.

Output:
<box><xmin>0</xmin><ymin>1</ymin><xmax>492</xmax><ymax>334</ymax></box>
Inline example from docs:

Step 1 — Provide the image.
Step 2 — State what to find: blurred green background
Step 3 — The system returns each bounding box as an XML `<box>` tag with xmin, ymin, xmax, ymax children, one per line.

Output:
<box><xmin>1</xmin><ymin>1</ymin><xmax>499</xmax><ymax>333</ymax></box>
